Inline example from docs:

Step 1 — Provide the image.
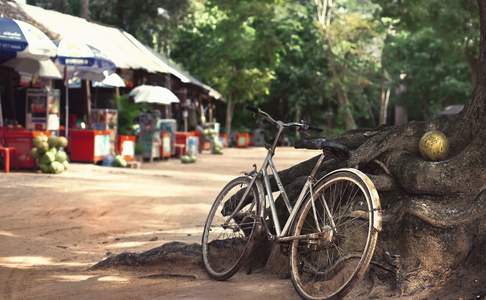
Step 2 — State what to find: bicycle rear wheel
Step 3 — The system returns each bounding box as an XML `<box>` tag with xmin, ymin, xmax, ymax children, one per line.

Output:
<box><xmin>289</xmin><ymin>170</ymin><xmax>381</xmax><ymax>300</ymax></box>
<box><xmin>202</xmin><ymin>176</ymin><xmax>261</xmax><ymax>280</ymax></box>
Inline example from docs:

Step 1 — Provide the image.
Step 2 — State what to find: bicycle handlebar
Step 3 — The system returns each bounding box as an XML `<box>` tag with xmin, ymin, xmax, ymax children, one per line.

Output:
<box><xmin>246</xmin><ymin>105</ymin><xmax>323</xmax><ymax>132</ymax></box>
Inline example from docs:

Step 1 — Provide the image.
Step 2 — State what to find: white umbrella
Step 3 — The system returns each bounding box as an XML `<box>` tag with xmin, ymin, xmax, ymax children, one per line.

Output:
<box><xmin>129</xmin><ymin>85</ymin><xmax>180</xmax><ymax>105</ymax></box>
<box><xmin>3</xmin><ymin>57</ymin><xmax>62</xmax><ymax>79</ymax></box>
<box><xmin>92</xmin><ymin>72</ymin><xmax>125</xmax><ymax>88</ymax></box>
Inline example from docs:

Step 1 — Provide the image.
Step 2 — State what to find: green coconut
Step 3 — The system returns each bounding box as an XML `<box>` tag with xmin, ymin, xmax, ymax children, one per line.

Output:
<box><xmin>47</xmin><ymin>136</ymin><xmax>58</xmax><ymax>148</ymax></box>
<box><xmin>48</xmin><ymin>147</ymin><xmax>57</xmax><ymax>155</ymax></box>
<box><xmin>33</xmin><ymin>136</ymin><xmax>44</xmax><ymax>148</ymax></box>
<box><xmin>37</xmin><ymin>141</ymin><xmax>49</xmax><ymax>153</ymax></box>
<box><xmin>62</xmin><ymin>160</ymin><xmax>69</xmax><ymax>170</ymax></box>
<box><xmin>40</xmin><ymin>152</ymin><xmax>55</xmax><ymax>165</ymax></box>
<box><xmin>56</xmin><ymin>136</ymin><xmax>68</xmax><ymax>149</ymax></box>
<box><xmin>113</xmin><ymin>155</ymin><xmax>127</xmax><ymax>168</ymax></box>
<box><xmin>51</xmin><ymin>161</ymin><xmax>64</xmax><ymax>174</ymax></box>
<box><xmin>39</xmin><ymin>163</ymin><xmax>50</xmax><ymax>173</ymax></box>
<box><xmin>31</xmin><ymin>148</ymin><xmax>39</xmax><ymax>159</ymax></box>
<box><xmin>55</xmin><ymin>151</ymin><xmax>67</xmax><ymax>163</ymax></box>
<box><xmin>180</xmin><ymin>155</ymin><xmax>192</xmax><ymax>164</ymax></box>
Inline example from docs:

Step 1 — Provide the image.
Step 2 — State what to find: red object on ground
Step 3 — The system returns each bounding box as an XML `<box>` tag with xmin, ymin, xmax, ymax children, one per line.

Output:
<box><xmin>0</xmin><ymin>146</ymin><xmax>15</xmax><ymax>173</ymax></box>
<box><xmin>69</xmin><ymin>129</ymin><xmax>111</xmax><ymax>163</ymax></box>
<box><xmin>249</xmin><ymin>133</ymin><xmax>255</xmax><ymax>146</ymax></box>
<box><xmin>4</xmin><ymin>128</ymin><xmax>51</xmax><ymax>169</ymax></box>
<box><xmin>236</xmin><ymin>132</ymin><xmax>250</xmax><ymax>148</ymax></box>
<box><xmin>174</xmin><ymin>144</ymin><xmax>185</xmax><ymax>157</ymax></box>
<box><xmin>175</xmin><ymin>132</ymin><xmax>192</xmax><ymax>145</ymax></box>
<box><xmin>160</xmin><ymin>132</ymin><xmax>171</xmax><ymax>159</ymax></box>
<box><xmin>220</xmin><ymin>133</ymin><xmax>228</xmax><ymax>147</ymax></box>
<box><xmin>117</xmin><ymin>135</ymin><xmax>136</xmax><ymax>161</ymax></box>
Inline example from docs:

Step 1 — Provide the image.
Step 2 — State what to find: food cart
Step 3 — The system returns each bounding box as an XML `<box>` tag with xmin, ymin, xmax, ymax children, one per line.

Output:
<box><xmin>69</xmin><ymin>129</ymin><xmax>111</xmax><ymax>163</ymax></box>
<box><xmin>68</xmin><ymin>109</ymin><xmax>117</xmax><ymax>163</ymax></box>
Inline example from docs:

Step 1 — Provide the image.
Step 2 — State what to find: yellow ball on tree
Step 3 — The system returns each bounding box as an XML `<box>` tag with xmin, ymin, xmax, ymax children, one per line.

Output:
<box><xmin>418</xmin><ymin>130</ymin><xmax>449</xmax><ymax>161</ymax></box>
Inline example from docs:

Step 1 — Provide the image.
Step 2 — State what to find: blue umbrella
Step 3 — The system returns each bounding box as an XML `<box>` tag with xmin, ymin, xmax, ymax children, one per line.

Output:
<box><xmin>56</xmin><ymin>39</ymin><xmax>116</xmax><ymax>137</ymax></box>
<box><xmin>0</xmin><ymin>17</ymin><xmax>56</xmax><ymax>62</ymax></box>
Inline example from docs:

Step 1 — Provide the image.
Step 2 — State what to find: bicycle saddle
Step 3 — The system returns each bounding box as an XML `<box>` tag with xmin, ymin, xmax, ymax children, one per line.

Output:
<box><xmin>294</xmin><ymin>138</ymin><xmax>350</xmax><ymax>159</ymax></box>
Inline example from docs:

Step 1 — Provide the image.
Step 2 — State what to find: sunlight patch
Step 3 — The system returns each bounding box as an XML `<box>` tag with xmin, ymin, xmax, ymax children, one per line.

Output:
<box><xmin>0</xmin><ymin>256</ymin><xmax>91</xmax><ymax>269</ymax></box>
<box><xmin>97</xmin><ymin>275</ymin><xmax>129</xmax><ymax>283</ymax></box>
<box><xmin>0</xmin><ymin>230</ymin><xmax>17</xmax><ymax>237</ymax></box>
<box><xmin>52</xmin><ymin>274</ymin><xmax>95</xmax><ymax>282</ymax></box>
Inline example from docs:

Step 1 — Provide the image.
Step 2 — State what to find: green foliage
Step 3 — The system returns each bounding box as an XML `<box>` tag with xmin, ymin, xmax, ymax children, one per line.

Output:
<box><xmin>172</xmin><ymin>0</ymin><xmax>283</xmax><ymax>132</ymax></box>
<box><xmin>116</xmin><ymin>95</ymin><xmax>141</xmax><ymax>135</ymax></box>
<box><xmin>376</xmin><ymin>0</ymin><xmax>478</xmax><ymax>119</ymax></box>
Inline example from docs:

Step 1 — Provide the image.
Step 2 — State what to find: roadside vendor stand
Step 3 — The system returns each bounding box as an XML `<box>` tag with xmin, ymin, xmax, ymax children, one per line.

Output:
<box><xmin>0</xmin><ymin>17</ymin><xmax>59</xmax><ymax>170</ymax></box>
<box><xmin>2</xmin><ymin>86</ymin><xmax>60</xmax><ymax>169</ymax></box>
<box><xmin>68</xmin><ymin>128</ymin><xmax>111</xmax><ymax>163</ymax></box>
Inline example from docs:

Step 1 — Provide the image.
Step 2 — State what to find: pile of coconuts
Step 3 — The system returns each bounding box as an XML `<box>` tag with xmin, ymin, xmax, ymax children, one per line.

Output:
<box><xmin>31</xmin><ymin>134</ymin><xmax>69</xmax><ymax>174</ymax></box>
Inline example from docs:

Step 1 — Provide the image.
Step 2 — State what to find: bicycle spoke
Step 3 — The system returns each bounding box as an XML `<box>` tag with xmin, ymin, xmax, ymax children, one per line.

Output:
<box><xmin>203</xmin><ymin>177</ymin><xmax>260</xmax><ymax>279</ymax></box>
<box><xmin>290</xmin><ymin>172</ymin><xmax>379</xmax><ymax>300</ymax></box>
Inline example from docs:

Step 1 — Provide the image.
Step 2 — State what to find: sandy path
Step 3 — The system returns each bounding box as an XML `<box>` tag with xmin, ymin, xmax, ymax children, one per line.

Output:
<box><xmin>0</xmin><ymin>147</ymin><xmax>319</xmax><ymax>300</ymax></box>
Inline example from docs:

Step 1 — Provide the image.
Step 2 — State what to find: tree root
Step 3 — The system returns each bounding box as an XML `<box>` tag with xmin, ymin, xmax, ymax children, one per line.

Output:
<box><xmin>404</xmin><ymin>189</ymin><xmax>486</xmax><ymax>228</ymax></box>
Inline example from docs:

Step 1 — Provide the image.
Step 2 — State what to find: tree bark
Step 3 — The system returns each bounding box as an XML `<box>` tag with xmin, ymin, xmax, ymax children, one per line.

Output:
<box><xmin>379</xmin><ymin>80</ymin><xmax>390</xmax><ymax>125</ymax></box>
<box><xmin>225</xmin><ymin>97</ymin><xmax>235</xmax><ymax>137</ymax></box>
<box><xmin>81</xmin><ymin>0</ymin><xmax>90</xmax><ymax>20</ymax></box>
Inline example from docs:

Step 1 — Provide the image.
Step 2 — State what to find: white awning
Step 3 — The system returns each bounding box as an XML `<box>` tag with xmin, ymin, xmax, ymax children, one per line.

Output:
<box><xmin>20</xmin><ymin>3</ymin><xmax>168</xmax><ymax>73</ymax></box>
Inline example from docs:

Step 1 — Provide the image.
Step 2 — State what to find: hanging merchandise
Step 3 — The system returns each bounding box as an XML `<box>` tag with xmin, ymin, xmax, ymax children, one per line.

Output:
<box><xmin>25</xmin><ymin>88</ymin><xmax>60</xmax><ymax>131</ymax></box>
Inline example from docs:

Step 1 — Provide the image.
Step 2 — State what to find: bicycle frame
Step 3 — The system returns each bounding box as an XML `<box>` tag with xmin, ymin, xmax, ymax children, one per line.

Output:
<box><xmin>225</xmin><ymin>122</ymin><xmax>336</xmax><ymax>241</ymax></box>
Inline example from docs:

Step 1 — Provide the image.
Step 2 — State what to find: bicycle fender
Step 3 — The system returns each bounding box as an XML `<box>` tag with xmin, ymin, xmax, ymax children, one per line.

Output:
<box><xmin>318</xmin><ymin>168</ymin><xmax>382</xmax><ymax>232</ymax></box>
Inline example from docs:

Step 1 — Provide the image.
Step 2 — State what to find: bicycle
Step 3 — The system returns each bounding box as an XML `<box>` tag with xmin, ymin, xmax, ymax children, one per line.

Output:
<box><xmin>201</xmin><ymin>106</ymin><xmax>382</xmax><ymax>300</ymax></box>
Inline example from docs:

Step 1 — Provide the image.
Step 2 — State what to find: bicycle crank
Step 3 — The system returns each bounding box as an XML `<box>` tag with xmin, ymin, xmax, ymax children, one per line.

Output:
<box><xmin>278</xmin><ymin>225</ymin><xmax>333</xmax><ymax>248</ymax></box>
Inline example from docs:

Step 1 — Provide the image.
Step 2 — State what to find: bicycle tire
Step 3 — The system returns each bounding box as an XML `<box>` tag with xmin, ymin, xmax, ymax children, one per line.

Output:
<box><xmin>201</xmin><ymin>176</ymin><xmax>262</xmax><ymax>280</ymax></box>
<box><xmin>289</xmin><ymin>169</ymin><xmax>381</xmax><ymax>300</ymax></box>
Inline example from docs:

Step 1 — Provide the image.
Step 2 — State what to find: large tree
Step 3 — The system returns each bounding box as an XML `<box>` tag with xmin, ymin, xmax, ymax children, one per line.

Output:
<box><xmin>173</xmin><ymin>0</ymin><xmax>282</xmax><ymax>136</ymax></box>
<box><xmin>271</xmin><ymin>0</ymin><xmax>486</xmax><ymax>294</ymax></box>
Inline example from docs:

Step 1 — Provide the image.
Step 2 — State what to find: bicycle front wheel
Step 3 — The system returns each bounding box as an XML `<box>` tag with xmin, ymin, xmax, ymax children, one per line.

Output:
<box><xmin>290</xmin><ymin>169</ymin><xmax>381</xmax><ymax>300</ymax></box>
<box><xmin>202</xmin><ymin>176</ymin><xmax>261</xmax><ymax>280</ymax></box>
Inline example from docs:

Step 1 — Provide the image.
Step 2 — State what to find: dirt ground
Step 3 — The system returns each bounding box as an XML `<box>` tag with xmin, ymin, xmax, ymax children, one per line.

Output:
<box><xmin>0</xmin><ymin>147</ymin><xmax>320</xmax><ymax>300</ymax></box>
<box><xmin>0</xmin><ymin>147</ymin><xmax>484</xmax><ymax>300</ymax></box>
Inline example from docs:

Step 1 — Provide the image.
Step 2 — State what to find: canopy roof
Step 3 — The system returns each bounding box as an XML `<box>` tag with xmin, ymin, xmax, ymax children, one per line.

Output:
<box><xmin>16</xmin><ymin>2</ymin><xmax>223</xmax><ymax>100</ymax></box>
<box><xmin>20</xmin><ymin>3</ymin><xmax>167</xmax><ymax>73</ymax></box>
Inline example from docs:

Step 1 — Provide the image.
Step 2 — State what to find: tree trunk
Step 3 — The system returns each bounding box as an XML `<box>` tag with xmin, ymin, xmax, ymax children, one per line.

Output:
<box><xmin>335</xmin><ymin>85</ymin><xmax>357</xmax><ymax>130</ymax></box>
<box><xmin>81</xmin><ymin>0</ymin><xmax>89</xmax><ymax>20</ymax></box>
<box><xmin>225</xmin><ymin>97</ymin><xmax>235</xmax><ymax>137</ymax></box>
<box><xmin>379</xmin><ymin>80</ymin><xmax>390</xmax><ymax>125</ymax></box>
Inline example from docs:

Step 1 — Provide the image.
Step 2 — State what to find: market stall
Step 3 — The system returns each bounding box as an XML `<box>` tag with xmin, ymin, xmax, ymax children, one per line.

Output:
<box><xmin>0</xmin><ymin>17</ymin><xmax>59</xmax><ymax>170</ymax></box>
